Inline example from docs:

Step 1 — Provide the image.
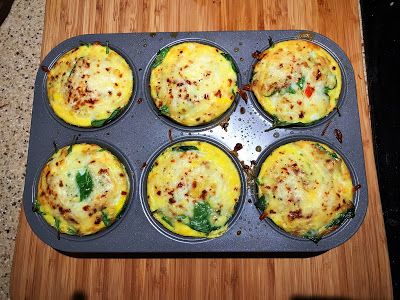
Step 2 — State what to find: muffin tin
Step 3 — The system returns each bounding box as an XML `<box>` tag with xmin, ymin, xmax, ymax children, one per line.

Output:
<box><xmin>23</xmin><ymin>30</ymin><xmax>368</xmax><ymax>253</ymax></box>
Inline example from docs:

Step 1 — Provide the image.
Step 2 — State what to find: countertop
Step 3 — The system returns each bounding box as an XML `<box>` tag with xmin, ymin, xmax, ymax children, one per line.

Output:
<box><xmin>0</xmin><ymin>0</ymin><xmax>44</xmax><ymax>298</ymax></box>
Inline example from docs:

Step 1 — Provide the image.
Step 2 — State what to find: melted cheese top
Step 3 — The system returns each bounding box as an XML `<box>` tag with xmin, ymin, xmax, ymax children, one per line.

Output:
<box><xmin>150</xmin><ymin>42</ymin><xmax>238</xmax><ymax>126</ymax></box>
<box><xmin>252</xmin><ymin>40</ymin><xmax>341</xmax><ymax>124</ymax></box>
<box><xmin>147</xmin><ymin>141</ymin><xmax>241</xmax><ymax>238</ymax></box>
<box><xmin>36</xmin><ymin>143</ymin><xmax>130</xmax><ymax>235</ymax></box>
<box><xmin>257</xmin><ymin>140</ymin><xmax>354</xmax><ymax>240</ymax></box>
<box><xmin>47</xmin><ymin>43</ymin><xmax>133</xmax><ymax>127</ymax></box>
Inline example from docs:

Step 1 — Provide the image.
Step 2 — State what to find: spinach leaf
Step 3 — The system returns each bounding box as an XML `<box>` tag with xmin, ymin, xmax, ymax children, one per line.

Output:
<box><xmin>32</xmin><ymin>199</ymin><xmax>45</xmax><ymax>215</ymax></box>
<box><xmin>54</xmin><ymin>217</ymin><xmax>61</xmax><ymax>232</ymax></box>
<box><xmin>105</xmin><ymin>41</ymin><xmax>110</xmax><ymax>54</ymax></box>
<box><xmin>159</xmin><ymin>105</ymin><xmax>169</xmax><ymax>116</ymax></box>
<box><xmin>255</xmin><ymin>195</ymin><xmax>266</xmax><ymax>211</ymax></box>
<box><xmin>325</xmin><ymin>207</ymin><xmax>355</xmax><ymax>229</ymax></box>
<box><xmin>221</xmin><ymin>52</ymin><xmax>238</xmax><ymax>73</ymax></box>
<box><xmin>91</xmin><ymin>107</ymin><xmax>123</xmax><ymax>127</ymax></box>
<box><xmin>172</xmin><ymin>145</ymin><xmax>199</xmax><ymax>152</ymax></box>
<box><xmin>101</xmin><ymin>210</ymin><xmax>111</xmax><ymax>226</ymax></box>
<box><xmin>188</xmin><ymin>202</ymin><xmax>218</xmax><ymax>234</ymax></box>
<box><xmin>79</xmin><ymin>41</ymin><xmax>91</xmax><ymax>47</ymax></box>
<box><xmin>176</xmin><ymin>215</ymin><xmax>189</xmax><ymax>223</ymax></box>
<box><xmin>67</xmin><ymin>144</ymin><xmax>73</xmax><ymax>155</ymax></box>
<box><xmin>287</xmin><ymin>86</ymin><xmax>296</xmax><ymax>94</ymax></box>
<box><xmin>302</xmin><ymin>229</ymin><xmax>321</xmax><ymax>243</ymax></box>
<box><xmin>268</xmin><ymin>36</ymin><xmax>274</xmax><ymax>48</ymax></box>
<box><xmin>67</xmin><ymin>227</ymin><xmax>77</xmax><ymax>235</ymax></box>
<box><xmin>297</xmin><ymin>76</ymin><xmax>305</xmax><ymax>90</ymax></box>
<box><xmin>161</xmin><ymin>215</ymin><xmax>173</xmax><ymax>227</ymax></box>
<box><xmin>76</xmin><ymin>169</ymin><xmax>93</xmax><ymax>201</ymax></box>
<box><xmin>313</xmin><ymin>143</ymin><xmax>340</xmax><ymax>161</ymax></box>
<box><xmin>152</xmin><ymin>47</ymin><xmax>170</xmax><ymax>68</ymax></box>
<box><xmin>255</xmin><ymin>178</ymin><xmax>261</xmax><ymax>186</ymax></box>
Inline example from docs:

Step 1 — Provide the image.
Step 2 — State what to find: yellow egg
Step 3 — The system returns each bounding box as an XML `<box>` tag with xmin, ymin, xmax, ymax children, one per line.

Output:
<box><xmin>147</xmin><ymin>141</ymin><xmax>241</xmax><ymax>238</ymax></box>
<box><xmin>47</xmin><ymin>43</ymin><xmax>133</xmax><ymax>127</ymax></box>
<box><xmin>36</xmin><ymin>143</ymin><xmax>130</xmax><ymax>235</ymax></box>
<box><xmin>252</xmin><ymin>40</ymin><xmax>341</xmax><ymax>125</ymax></box>
<box><xmin>150</xmin><ymin>42</ymin><xmax>238</xmax><ymax>126</ymax></box>
<box><xmin>256</xmin><ymin>140</ymin><xmax>354</xmax><ymax>242</ymax></box>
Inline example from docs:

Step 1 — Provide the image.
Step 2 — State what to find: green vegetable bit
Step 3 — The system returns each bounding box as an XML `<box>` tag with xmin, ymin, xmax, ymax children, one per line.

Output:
<box><xmin>188</xmin><ymin>202</ymin><xmax>218</xmax><ymax>234</ymax></box>
<box><xmin>79</xmin><ymin>41</ymin><xmax>91</xmax><ymax>47</ymax></box>
<box><xmin>33</xmin><ymin>199</ymin><xmax>45</xmax><ymax>215</ymax></box>
<box><xmin>302</xmin><ymin>229</ymin><xmax>321</xmax><ymax>243</ymax></box>
<box><xmin>255</xmin><ymin>195</ymin><xmax>266</xmax><ymax>211</ymax></box>
<box><xmin>287</xmin><ymin>86</ymin><xmax>296</xmax><ymax>94</ymax></box>
<box><xmin>297</xmin><ymin>76</ymin><xmax>305</xmax><ymax>89</ymax></box>
<box><xmin>152</xmin><ymin>47</ymin><xmax>170</xmax><ymax>68</ymax></box>
<box><xmin>67</xmin><ymin>227</ymin><xmax>77</xmax><ymax>235</ymax></box>
<box><xmin>159</xmin><ymin>105</ymin><xmax>169</xmax><ymax>116</ymax></box>
<box><xmin>105</xmin><ymin>41</ymin><xmax>110</xmax><ymax>54</ymax></box>
<box><xmin>91</xmin><ymin>107</ymin><xmax>123</xmax><ymax>127</ymax></box>
<box><xmin>101</xmin><ymin>210</ymin><xmax>111</xmax><ymax>227</ymax></box>
<box><xmin>54</xmin><ymin>217</ymin><xmax>61</xmax><ymax>232</ymax></box>
<box><xmin>255</xmin><ymin>178</ymin><xmax>261</xmax><ymax>186</ymax></box>
<box><xmin>161</xmin><ymin>215</ymin><xmax>173</xmax><ymax>227</ymax></box>
<box><xmin>220</xmin><ymin>52</ymin><xmax>238</xmax><ymax>73</ymax></box>
<box><xmin>67</xmin><ymin>144</ymin><xmax>73</xmax><ymax>155</ymax></box>
<box><xmin>171</xmin><ymin>145</ymin><xmax>199</xmax><ymax>152</ymax></box>
<box><xmin>325</xmin><ymin>207</ymin><xmax>355</xmax><ymax>229</ymax></box>
<box><xmin>76</xmin><ymin>168</ymin><xmax>93</xmax><ymax>201</ymax></box>
<box><xmin>268</xmin><ymin>36</ymin><xmax>274</xmax><ymax>48</ymax></box>
<box><xmin>313</xmin><ymin>143</ymin><xmax>340</xmax><ymax>161</ymax></box>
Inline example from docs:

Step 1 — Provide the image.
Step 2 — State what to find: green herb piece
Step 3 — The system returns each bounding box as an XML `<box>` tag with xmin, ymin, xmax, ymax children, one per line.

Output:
<box><xmin>303</xmin><ymin>229</ymin><xmax>321</xmax><ymax>243</ymax></box>
<box><xmin>75</xmin><ymin>169</ymin><xmax>93</xmax><ymax>201</ymax></box>
<box><xmin>159</xmin><ymin>105</ymin><xmax>169</xmax><ymax>116</ymax></box>
<box><xmin>287</xmin><ymin>86</ymin><xmax>296</xmax><ymax>94</ymax></box>
<box><xmin>67</xmin><ymin>227</ymin><xmax>77</xmax><ymax>235</ymax></box>
<box><xmin>232</xmin><ymin>88</ymin><xmax>236</xmax><ymax>96</ymax></box>
<box><xmin>161</xmin><ymin>215</ymin><xmax>173</xmax><ymax>227</ymax></box>
<box><xmin>172</xmin><ymin>145</ymin><xmax>199</xmax><ymax>152</ymax></box>
<box><xmin>255</xmin><ymin>195</ymin><xmax>266</xmax><ymax>211</ymax></box>
<box><xmin>314</xmin><ymin>143</ymin><xmax>340</xmax><ymax>161</ymax></box>
<box><xmin>221</xmin><ymin>52</ymin><xmax>238</xmax><ymax>73</ymax></box>
<box><xmin>325</xmin><ymin>207</ymin><xmax>355</xmax><ymax>229</ymax></box>
<box><xmin>152</xmin><ymin>47</ymin><xmax>170</xmax><ymax>68</ymax></box>
<box><xmin>323</xmin><ymin>86</ymin><xmax>331</xmax><ymax>96</ymax></box>
<box><xmin>255</xmin><ymin>178</ymin><xmax>261</xmax><ymax>186</ymax></box>
<box><xmin>101</xmin><ymin>210</ymin><xmax>111</xmax><ymax>226</ymax></box>
<box><xmin>54</xmin><ymin>217</ymin><xmax>61</xmax><ymax>232</ymax></box>
<box><xmin>67</xmin><ymin>144</ymin><xmax>73</xmax><ymax>155</ymax></box>
<box><xmin>268</xmin><ymin>36</ymin><xmax>274</xmax><ymax>48</ymax></box>
<box><xmin>91</xmin><ymin>107</ymin><xmax>122</xmax><ymax>127</ymax></box>
<box><xmin>297</xmin><ymin>76</ymin><xmax>305</xmax><ymax>90</ymax></box>
<box><xmin>176</xmin><ymin>215</ymin><xmax>189</xmax><ymax>223</ymax></box>
<box><xmin>188</xmin><ymin>201</ymin><xmax>218</xmax><ymax>234</ymax></box>
<box><xmin>105</xmin><ymin>41</ymin><xmax>110</xmax><ymax>54</ymax></box>
<box><xmin>33</xmin><ymin>199</ymin><xmax>45</xmax><ymax>215</ymax></box>
<box><xmin>79</xmin><ymin>41</ymin><xmax>91</xmax><ymax>47</ymax></box>
<box><xmin>98</xmin><ymin>148</ymin><xmax>106</xmax><ymax>152</ymax></box>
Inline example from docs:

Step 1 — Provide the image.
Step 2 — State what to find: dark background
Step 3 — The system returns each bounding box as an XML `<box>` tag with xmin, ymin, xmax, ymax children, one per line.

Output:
<box><xmin>360</xmin><ymin>0</ymin><xmax>400</xmax><ymax>298</ymax></box>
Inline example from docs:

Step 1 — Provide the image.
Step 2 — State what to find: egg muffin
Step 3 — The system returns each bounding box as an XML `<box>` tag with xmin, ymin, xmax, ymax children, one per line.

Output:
<box><xmin>149</xmin><ymin>42</ymin><xmax>238</xmax><ymax>126</ymax></box>
<box><xmin>47</xmin><ymin>42</ymin><xmax>133</xmax><ymax>127</ymax></box>
<box><xmin>256</xmin><ymin>140</ymin><xmax>354</xmax><ymax>242</ymax></box>
<box><xmin>147</xmin><ymin>141</ymin><xmax>241</xmax><ymax>238</ymax></box>
<box><xmin>251</xmin><ymin>40</ymin><xmax>341</xmax><ymax>126</ymax></box>
<box><xmin>35</xmin><ymin>143</ymin><xmax>130</xmax><ymax>236</ymax></box>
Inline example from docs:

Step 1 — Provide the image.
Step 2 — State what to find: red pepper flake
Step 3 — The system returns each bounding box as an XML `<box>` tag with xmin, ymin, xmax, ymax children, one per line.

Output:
<box><xmin>334</xmin><ymin>128</ymin><xmax>343</xmax><ymax>143</ymax></box>
<box><xmin>121</xmin><ymin>191</ymin><xmax>127</xmax><ymax>195</ymax></box>
<box><xmin>233</xmin><ymin>143</ymin><xmax>243</xmax><ymax>152</ymax></box>
<box><xmin>137</xmin><ymin>98</ymin><xmax>143</xmax><ymax>104</ymax></box>
<box><xmin>353</xmin><ymin>184</ymin><xmax>361</xmax><ymax>192</ymax></box>
<box><xmin>288</xmin><ymin>209</ymin><xmax>303</xmax><ymax>220</ymax></box>
<box><xmin>240</xmin><ymin>107</ymin><xmax>246</xmax><ymax>114</ymax></box>
<box><xmin>236</xmin><ymin>230</ymin><xmax>241</xmax><ymax>236</ymax></box>
<box><xmin>157</xmin><ymin>191</ymin><xmax>161</xmax><ymax>196</ymax></box>
<box><xmin>252</xmin><ymin>50</ymin><xmax>263</xmax><ymax>60</ymax></box>
<box><xmin>83</xmin><ymin>205</ymin><xmax>90</xmax><ymax>211</ymax></box>
<box><xmin>321</xmin><ymin>120</ymin><xmax>332</xmax><ymax>136</ymax></box>
<box><xmin>220</xmin><ymin>117</ymin><xmax>230</xmax><ymax>132</ymax></box>
<box><xmin>237</xmin><ymin>88</ymin><xmax>248</xmax><ymax>103</ymax></box>
<box><xmin>214</xmin><ymin>89</ymin><xmax>222</xmax><ymax>98</ymax></box>
<box><xmin>177</xmin><ymin>182</ymin><xmax>184</xmax><ymax>188</ymax></box>
<box><xmin>98</xmin><ymin>168</ymin><xmax>109</xmax><ymax>175</ymax></box>
<box><xmin>141</xmin><ymin>162</ymin><xmax>147</xmax><ymax>170</ymax></box>
<box><xmin>259</xmin><ymin>211</ymin><xmax>268</xmax><ymax>221</ymax></box>
<box><xmin>242</xmin><ymin>84</ymin><xmax>252</xmax><ymax>91</ymax></box>
<box><xmin>192</xmin><ymin>181</ymin><xmax>197</xmax><ymax>188</ymax></box>
<box><xmin>169</xmin><ymin>198</ymin><xmax>176</xmax><ymax>204</ymax></box>
<box><xmin>304</xmin><ymin>84</ymin><xmax>315</xmax><ymax>98</ymax></box>
<box><xmin>41</xmin><ymin>65</ymin><xmax>50</xmax><ymax>73</ymax></box>
<box><xmin>168</xmin><ymin>129</ymin><xmax>173</xmax><ymax>142</ymax></box>
<box><xmin>316</xmin><ymin>69</ymin><xmax>322</xmax><ymax>80</ymax></box>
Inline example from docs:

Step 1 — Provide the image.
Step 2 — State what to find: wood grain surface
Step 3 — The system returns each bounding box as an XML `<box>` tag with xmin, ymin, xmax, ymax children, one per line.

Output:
<box><xmin>11</xmin><ymin>0</ymin><xmax>393</xmax><ymax>299</ymax></box>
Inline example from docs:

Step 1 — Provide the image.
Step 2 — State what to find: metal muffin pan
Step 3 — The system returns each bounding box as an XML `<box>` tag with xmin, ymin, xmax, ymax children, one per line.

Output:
<box><xmin>23</xmin><ymin>30</ymin><xmax>368</xmax><ymax>253</ymax></box>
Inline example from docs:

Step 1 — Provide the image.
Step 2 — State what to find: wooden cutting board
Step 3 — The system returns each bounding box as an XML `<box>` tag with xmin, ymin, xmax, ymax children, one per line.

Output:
<box><xmin>11</xmin><ymin>0</ymin><xmax>393</xmax><ymax>299</ymax></box>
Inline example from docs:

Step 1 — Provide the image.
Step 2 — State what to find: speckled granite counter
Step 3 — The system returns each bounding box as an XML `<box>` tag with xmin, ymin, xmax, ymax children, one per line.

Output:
<box><xmin>0</xmin><ymin>0</ymin><xmax>45</xmax><ymax>298</ymax></box>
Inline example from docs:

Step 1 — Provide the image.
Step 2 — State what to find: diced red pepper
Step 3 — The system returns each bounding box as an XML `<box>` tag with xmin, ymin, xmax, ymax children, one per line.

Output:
<box><xmin>304</xmin><ymin>84</ymin><xmax>315</xmax><ymax>98</ymax></box>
